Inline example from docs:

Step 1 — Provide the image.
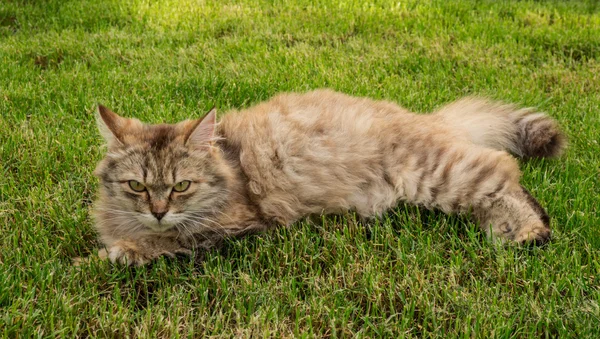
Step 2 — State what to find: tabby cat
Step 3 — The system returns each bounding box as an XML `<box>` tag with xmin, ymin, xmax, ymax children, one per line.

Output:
<box><xmin>90</xmin><ymin>90</ymin><xmax>565</xmax><ymax>265</ymax></box>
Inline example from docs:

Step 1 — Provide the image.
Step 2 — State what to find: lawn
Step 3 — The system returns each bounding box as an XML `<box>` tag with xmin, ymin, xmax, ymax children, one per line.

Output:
<box><xmin>1</xmin><ymin>0</ymin><xmax>599</xmax><ymax>337</ymax></box>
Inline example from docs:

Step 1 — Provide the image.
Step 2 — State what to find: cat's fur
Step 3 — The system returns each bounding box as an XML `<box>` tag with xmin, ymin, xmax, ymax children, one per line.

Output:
<box><xmin>91</xmin><ymin>90</ymin><xmax>565</xmax><ymax>265</ymax></box>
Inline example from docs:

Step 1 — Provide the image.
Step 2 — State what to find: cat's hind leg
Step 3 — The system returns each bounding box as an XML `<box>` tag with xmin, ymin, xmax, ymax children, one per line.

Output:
<box><xmin>394</xmin><ymin>145</ymin><xmax>552</xmax><ymax>245</ymax></box>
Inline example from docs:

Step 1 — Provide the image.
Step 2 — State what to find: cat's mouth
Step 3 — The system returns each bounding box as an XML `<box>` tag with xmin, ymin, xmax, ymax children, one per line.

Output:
<box><xmin>136</xmin><ymin>214</ymin><xmax>178</xmax><ymax>232</ymax></box>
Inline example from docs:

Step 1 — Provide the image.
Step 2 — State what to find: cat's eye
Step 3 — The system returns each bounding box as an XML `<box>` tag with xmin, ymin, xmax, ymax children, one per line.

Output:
<box><xmin>173</xmin><ymin>180</ymin><xmax>191</xmax><ymax>192</ymax></box>
<box><xmin>128</xmin><ymin>180</ymin><xmax>146</xmax><ymax>192</ymax></box>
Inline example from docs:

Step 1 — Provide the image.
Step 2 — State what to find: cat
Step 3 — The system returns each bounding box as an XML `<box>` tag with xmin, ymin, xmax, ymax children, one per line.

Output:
<box><xmin>89</xmin><ymin>89</ymin><xmax>565</xmax><ymax>266</ymax></box>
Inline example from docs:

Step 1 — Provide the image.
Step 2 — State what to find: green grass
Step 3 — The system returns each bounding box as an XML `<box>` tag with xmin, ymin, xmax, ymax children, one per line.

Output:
<box><xmin>1</xmin><ymin>0</ymin><xmax>599</xmax><ymax>337</ymax></box>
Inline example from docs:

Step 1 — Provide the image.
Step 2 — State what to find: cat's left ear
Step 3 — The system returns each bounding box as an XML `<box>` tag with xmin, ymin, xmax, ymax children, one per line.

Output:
<box><xmin>185</xmin><ymin>108</ymin><xmax>217</xmax><ymax>148</ymax></box>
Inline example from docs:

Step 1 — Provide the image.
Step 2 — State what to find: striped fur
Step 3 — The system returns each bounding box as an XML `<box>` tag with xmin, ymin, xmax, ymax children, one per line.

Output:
<box><xmin>90</xmin><ymin>90</ymin><xmax>565</xmax><ymax>265</ymax></box>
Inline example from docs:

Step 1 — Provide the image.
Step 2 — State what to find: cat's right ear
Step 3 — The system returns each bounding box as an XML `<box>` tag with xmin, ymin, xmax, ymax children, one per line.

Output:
<box><xmin>96</xmin><ymin>104</ymin><xmax>127</xmax><ymax>148</ymax></box>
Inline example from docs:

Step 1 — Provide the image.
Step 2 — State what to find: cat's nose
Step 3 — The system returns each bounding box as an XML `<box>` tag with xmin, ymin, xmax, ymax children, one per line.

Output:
<box><xmin>150</xmin><ymin>200</ymin><xmax>168</xmax><ymax>221</ymax></box>
<box><xmin>152</xmin><ymin>211</ymin><xmax>167</xmax><ymax>221</ymax></box>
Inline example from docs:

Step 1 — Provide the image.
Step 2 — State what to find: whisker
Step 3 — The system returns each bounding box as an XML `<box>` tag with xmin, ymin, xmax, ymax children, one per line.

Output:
<box><xmin>182</xmin><ymin>215</ymin><xmax>229</xmax><ymax>235</ymax></box>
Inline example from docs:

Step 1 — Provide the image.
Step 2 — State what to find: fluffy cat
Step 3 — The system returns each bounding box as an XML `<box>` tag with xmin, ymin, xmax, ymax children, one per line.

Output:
<box><xmin>90</xmin><ymin>90</ymin><xmax>565</xmax><ymax>266</ymax></box>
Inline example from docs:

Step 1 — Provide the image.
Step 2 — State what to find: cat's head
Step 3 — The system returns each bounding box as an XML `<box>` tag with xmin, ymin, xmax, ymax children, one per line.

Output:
<box><xmin>93</xmin><ymin>105</ymin><xmax>232</xmax><ymax>235</ymax></box>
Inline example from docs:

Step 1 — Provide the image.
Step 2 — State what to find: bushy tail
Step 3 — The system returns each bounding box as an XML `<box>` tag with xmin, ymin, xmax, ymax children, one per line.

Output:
<box><xmin>434</xmin><ymin>97</ymin><xmax>566</xmax><ymax>158</ymax></box>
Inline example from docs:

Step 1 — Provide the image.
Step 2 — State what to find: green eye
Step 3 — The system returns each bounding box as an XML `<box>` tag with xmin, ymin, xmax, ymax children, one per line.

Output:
<box><xmin>173</xmin><ymin>180</ymin><xmax>191</xmax><ymax>192</ymax></box>
<box><xmin>128</xmin><ymin>180</ymin><xmax>146</xmax><ymax>192</ymax></box>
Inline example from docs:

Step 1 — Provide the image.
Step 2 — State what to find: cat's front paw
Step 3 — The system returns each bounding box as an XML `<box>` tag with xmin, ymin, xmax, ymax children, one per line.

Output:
<box><xmin>106</xmin><ymin>240</ymin><xmax>153</xmax><ymax>266</ymax></box>
<box><xmin>103</xmin><ymin>240</ymin><xmax>194</xmax><ymax>266</ymax></box>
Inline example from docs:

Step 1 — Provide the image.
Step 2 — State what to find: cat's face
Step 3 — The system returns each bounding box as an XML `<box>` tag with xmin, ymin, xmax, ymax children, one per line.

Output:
<box><xmin>93</xmin><ymin>105</ymin><xmax>230</xmax><ymax>234</ymax></box>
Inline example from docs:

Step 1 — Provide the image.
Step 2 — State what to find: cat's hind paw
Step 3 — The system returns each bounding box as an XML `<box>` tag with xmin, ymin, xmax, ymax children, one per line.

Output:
<box><xmin>513</xmin><ymin>224</ymin><xmax>552</xmax><ymax>246</ymax></box>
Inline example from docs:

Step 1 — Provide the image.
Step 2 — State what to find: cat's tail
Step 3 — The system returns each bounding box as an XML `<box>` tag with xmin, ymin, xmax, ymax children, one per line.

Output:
<box><xmin>433</xmin><ymin>97</ymin><xmax>566</xmax><ymax>158</ymax></box>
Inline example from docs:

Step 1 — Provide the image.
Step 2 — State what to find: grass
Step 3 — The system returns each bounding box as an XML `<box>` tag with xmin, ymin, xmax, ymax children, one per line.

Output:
<box><xmin>1</xmin><ymin>0</ymin><xmax>599</xmax><ymax>337</ymax></box>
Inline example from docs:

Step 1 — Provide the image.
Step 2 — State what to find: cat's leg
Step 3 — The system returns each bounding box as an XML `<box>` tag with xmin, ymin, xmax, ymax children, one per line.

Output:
<box><xmin>91</xmin><ymin>219</ymin><xmax>264</xmax><ymax>266</ymax></box>
<box><xmin>100</xmin><ymin>236</ymin><xmax>193</xmax><ymax>266</ymax></box>
<box><xmin>456</xmin><ymin>151</ymin><xmax>551</xmax><ymax>245</ymax></box>
<box><xmin>395</xmin><ymin>145</ymin><xmax>551</xmax><ymax>245</ymax></box>
<box><xmin>99</xmin><ymin>223</ymin><xmax>241</xmax><ymax>266</ymax></box>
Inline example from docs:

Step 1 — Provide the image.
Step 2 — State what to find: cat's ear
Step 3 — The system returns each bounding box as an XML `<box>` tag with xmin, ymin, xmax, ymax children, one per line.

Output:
<box><xmin>185</xmin><ymin>108</ymin><xmax>217</xmax><ymax>148</ymax></box>
<box><xmin>96</xmin><ymin>104</ymin><xmax>129</xmax><ymax>147</ymax></box>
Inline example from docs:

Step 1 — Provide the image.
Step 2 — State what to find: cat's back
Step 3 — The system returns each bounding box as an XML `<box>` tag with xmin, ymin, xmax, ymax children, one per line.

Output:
<box><xmin>220</xmin><ymin>89</ymin><xmax>413</xmax><ymax>142</ymax></box>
